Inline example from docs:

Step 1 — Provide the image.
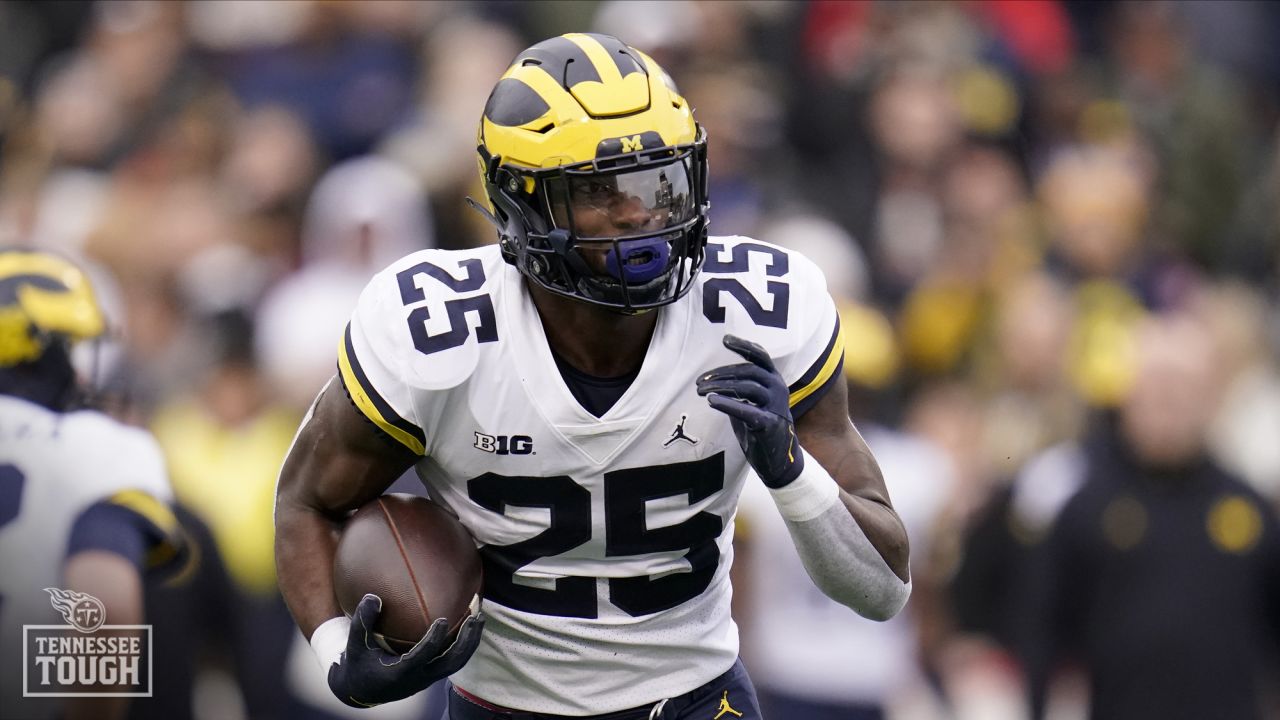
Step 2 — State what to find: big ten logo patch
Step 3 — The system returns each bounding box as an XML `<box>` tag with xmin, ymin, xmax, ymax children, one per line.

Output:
<box><xmin>24</xmin><ymin>589</ymin><xmax>152</xmax><ymax>698</ymax></box>
<box><xmin>474</xmin><ymin>432</ymin><xmax>535</xmax><ymax>455</ymax></box>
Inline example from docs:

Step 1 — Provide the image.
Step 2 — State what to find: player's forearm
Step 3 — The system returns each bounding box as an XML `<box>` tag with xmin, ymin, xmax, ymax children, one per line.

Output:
<box><xmin>769</xmin><ymin>448</ymin><xmax>911</xmax><ymax>621</ymax></box>
<box><xmin>64</xmin><ymin>552</ymin><xmax>142</xmax><ymax>720</ymax></box>
<box><xmin>841</xmin><ymin>490</ymin><xmax>911</xmax><ymax>581</ymax></box>
<box><xmin>801</xmin><ymin>425</ymin><xmax>911</xmax><ymax>580</ymax></box>
<box><xmin>275</xmin><ymin>498</ymin><xmax>343</xmax><ymax>639</ymax></box>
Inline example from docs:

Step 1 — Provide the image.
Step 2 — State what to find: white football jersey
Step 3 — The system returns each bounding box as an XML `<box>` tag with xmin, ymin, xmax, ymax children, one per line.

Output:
<box><xmin>0</xmin><ymin>395</ymin><xmax>173</xmax><ymax>719</ymax></box>
<box><xmin>339</xmin><ymin>237</ymin><xmax>843</xmax><ymax>715</ymax></box>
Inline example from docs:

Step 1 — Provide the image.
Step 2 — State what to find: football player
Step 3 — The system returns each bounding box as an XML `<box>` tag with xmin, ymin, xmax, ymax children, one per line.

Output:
<box><xmin>275</xmin><ymin>33</ymin><xmax>911</xmax><ymax>719</ymax></box>
<box><xmin>0</xmin><ymin>250</ymin><xmax>186</xmax><ymax>720</ymax></box>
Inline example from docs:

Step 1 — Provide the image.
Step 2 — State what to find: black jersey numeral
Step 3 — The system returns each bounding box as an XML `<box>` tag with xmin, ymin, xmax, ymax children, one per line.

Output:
<box><xmin>605</xmin><ymin>453</ymin><xmax>724</xmax><ymax>615</ymax></box>
<box><xmin>467</xmin><ymin>473</ymin><xmax>596</xmax><ymax>618</ymax></box>
<box><xmin>466</xmin><ymin>453</ymin><xmax>726</xmax><ymax>618</ymax></box>
<box><xmin>701</xmin><ymin>242</ymin><xmax>790</xmax><ymax>329</ymax></box>
<box><xmin>395</xmin><ymin>258</ymin><xmax>498</xmax><ymax>356</ymax></box>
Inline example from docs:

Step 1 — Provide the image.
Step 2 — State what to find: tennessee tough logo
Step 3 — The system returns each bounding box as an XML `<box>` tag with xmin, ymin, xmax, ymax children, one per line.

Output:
<box><xmin>45</xmin><ymin>588</ymin><xmax>105</xmax><ymax>633</ymax></box>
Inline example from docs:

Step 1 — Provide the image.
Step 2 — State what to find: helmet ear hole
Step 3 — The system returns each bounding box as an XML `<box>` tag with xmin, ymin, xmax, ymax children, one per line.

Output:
<box><xmin>492</xmin><ymin>167</ymin><xmax>551</xmax><ymax>237</ymax></box>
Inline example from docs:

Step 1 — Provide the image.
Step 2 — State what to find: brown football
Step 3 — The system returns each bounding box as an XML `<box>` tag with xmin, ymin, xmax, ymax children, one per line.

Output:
<box><xmin>333</xmin><ymin>494</ymin><xmax>482</xmax><ymax>654</ymax></box>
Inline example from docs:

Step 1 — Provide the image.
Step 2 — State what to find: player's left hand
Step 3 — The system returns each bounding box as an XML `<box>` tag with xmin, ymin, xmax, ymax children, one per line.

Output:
<box><xmin>327</xmin><ymin>594</ymin><xmax>485</xmax><ymax>708</ymax></box>
<box><xmin>697</xmin><ymin>334</ymin><xmax>804</xmax><ymax>488</ymax></box>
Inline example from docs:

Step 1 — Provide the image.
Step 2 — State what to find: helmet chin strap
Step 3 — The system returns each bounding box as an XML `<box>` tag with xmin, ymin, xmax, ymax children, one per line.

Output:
<box><xmin>464</xmin><ymin>196</ymin><xmax>502</xmax><ymax>230</ymax></box>
<box><xmin>546</xmin><ymin>229</ymin><xmax>596</xmax><ymax>280</ymax></box>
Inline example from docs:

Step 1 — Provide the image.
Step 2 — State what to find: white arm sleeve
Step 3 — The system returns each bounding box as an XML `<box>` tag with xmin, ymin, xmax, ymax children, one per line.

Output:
<box><xmin>767</xmin><ymin>448</ymin><xmax>912</xmax><ymax>621</ymax></box>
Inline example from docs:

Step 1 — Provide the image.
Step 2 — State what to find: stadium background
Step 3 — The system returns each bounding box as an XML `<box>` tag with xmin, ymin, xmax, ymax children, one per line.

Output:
<box><xmin>3</xmin><ymin>1</ymin><xmax>1280</xmax><ymax>718</ymax></box>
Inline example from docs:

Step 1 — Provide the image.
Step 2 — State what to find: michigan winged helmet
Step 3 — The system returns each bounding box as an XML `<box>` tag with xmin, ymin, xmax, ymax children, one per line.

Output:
<box><xmin>0</xmin><ymin>249</ymin><xmax>106</xmax><ymax>408</ymax></box>
<box><xmin>475</xmin><ymin>33</ymin><xmax>709</xmax><ymax>313</ymax></box>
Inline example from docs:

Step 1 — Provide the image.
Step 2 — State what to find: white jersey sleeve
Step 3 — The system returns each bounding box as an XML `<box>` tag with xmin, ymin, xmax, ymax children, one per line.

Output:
<box><xmin>0</xmin><ymin>397</ymin><xmax>181</xmax><ymax>719</ymax></box>
<box><xmin>337</xmin><ymin>248</ymin><xmax>502</xmax><ymax>456</ymax></box>
<box><xmin>68</xmin><ymin>411</ymin><xmax>172</xmax><ymax>506</ymax></box>
<box><xmin>699</xmin><ymin>236</ymin><xmax>844</xmax><ymax>417</ymax></box>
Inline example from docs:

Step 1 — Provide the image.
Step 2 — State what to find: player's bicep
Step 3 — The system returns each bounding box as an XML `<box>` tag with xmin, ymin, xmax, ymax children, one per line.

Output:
<box><xmin>277</xmin><ymin>378</ymin><xmax>417</xmax><ymax>520</ymax></box>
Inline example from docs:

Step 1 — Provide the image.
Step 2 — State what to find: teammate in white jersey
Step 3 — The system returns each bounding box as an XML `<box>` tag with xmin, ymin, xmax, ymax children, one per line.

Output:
<box><xmin>0</xmin><ymin>250</ymin><xmax>185</xmax><ymax>720</ymax></box>
<box><xmin>275</xmin><ymin>33</ymin><xmax>912</xmax><ymax>719</ymax></box>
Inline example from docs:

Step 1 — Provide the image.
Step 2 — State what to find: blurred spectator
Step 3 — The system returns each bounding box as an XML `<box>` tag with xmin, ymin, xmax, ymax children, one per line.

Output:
<box><xmin>1018</xmin><ymin>311</ymin><xmax>1280</xmax><ymax>720</ymax></box>
<box><xmin>980</xmin><ymin>271</ymin><xmax>1082</xmax><ymax>475</ymax></box>
<box><xmin>381</xmin><ymin>16</ymin><xmax>520</xmax><ymax>249</ymax></box>
<box><xmin>896</xmin><ymin>143</ymin><xmax>1032</xmax><ymax>380</ymax></box>
<box><xmin>255</xmin><ymin>155</ymin><xmax>433</xmax><ymax>410</ymax></box>
<box><xmin>216</xmin><ymin>1</ymin><xmax>422</xmax><ymax>161</ymax></box>
<box><xmin>1196</xmin><ymin>282</ymin><xmax>1280</xmax><ymax>499</ymax></box>
<box><xmin>757</xmin><ymin>213</ymin><xmax>870</xmax><ymax>303</ymax></box>
<box><xmin>220</xmin><ymin>105</ymin><xmax>319</xmax><ymax>218</ymax></box>
<box><xmin>678</xmin><ymin>64</ymin><xmax>783</xmax><ymax>238</ymax></box>
<box><xmin>1038</xmin><ymin>143</ymin><xmax>1152</xmax><ymax>285</ymax></box>
<box><xmin>867</xmin><ymin>64</ymin><xmax>964</xmax><ymax>302</ymax></box>
<box><xmin>1098</xmin><ymin>2</ymin><xmax>1252</xmax><ymax>271</ymax></box>
<box><xmin>149</xmin><ymin>311</ymin><xmax>302</xmax><ymax>718</ymax></box>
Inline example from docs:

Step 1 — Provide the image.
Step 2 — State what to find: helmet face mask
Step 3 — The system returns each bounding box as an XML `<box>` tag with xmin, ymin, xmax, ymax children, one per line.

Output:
<box><xmin>485</xmin><ymin>135</ymin><xmax>708</xmax><ymax>311</ymax></box>
<box><xmin>475</xmin><ymin>33</ymin><xmax>709</xmax><ymax>314</ymax></box>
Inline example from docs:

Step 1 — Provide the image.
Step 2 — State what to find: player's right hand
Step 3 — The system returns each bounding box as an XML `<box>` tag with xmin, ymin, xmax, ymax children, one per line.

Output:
<box><xmin>327</xmin><ymin>594</ymin><xmax>485</xmax><ymax>708</ymax></box>
<box><xmin>697</xmin><ymin>334</ymin><xmax>805</xmax><ymax>488</ymax></box>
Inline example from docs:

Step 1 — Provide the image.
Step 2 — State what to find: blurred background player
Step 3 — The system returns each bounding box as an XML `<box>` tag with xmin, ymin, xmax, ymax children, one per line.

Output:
<box><xmin>0</xmin><ymin>249</ymin><xmax>187</xmax><ymax>720</ymax></box>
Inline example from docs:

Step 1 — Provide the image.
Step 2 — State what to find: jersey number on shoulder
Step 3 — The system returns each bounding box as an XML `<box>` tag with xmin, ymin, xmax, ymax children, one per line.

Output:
<box><xmin>467</xmin><ymin>453</ymin><xmax>725</xmax><ymax>618</ymax></box>
<box><xmin>0</xmin><ymin>464</ymin><xmax>26</xmax><ymax>621</ymax></box>
<box><xmin>702</xmin><ymin>241</ymin><xmax>789</xmax><ymax>329</ymax></box>
<box><xmin>396</xmin><ymin>258</ymin><xmax>498</xmax><ymax>356</ymax></box>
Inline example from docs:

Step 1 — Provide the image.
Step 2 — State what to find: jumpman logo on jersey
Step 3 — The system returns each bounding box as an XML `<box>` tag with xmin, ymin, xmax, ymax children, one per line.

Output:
<box><xmin>713</xmin><ymin>691</ymin><xmax>742</xmax><ymax>719</ymax></box>
<box><xmin>663</xmin><ymin>415</ymin><xmax>698</xmax><ymax>447</ymax></box>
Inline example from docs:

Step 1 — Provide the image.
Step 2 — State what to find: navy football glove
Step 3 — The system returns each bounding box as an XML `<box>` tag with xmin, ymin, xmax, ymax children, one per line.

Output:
<box><xmin>328</xmin><ymin>594</ymin><xmax>484</xmax><ymax>708</ymax></box>
<box><xmin>696</xmin><ymin>334</ymin><xmax>805</xmax><ymax>488</ymax></box>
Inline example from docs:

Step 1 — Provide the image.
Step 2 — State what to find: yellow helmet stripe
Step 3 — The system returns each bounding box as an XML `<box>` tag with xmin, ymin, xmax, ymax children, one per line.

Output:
<box><xmin>0</xmin><ymin>251</ymin><xmax>105</xmax><ymax>341</ymax></box>
<box><xmin>563</xmin><ymin>33</ymin><xmax>626</xmax><ymax>85</ymax></box>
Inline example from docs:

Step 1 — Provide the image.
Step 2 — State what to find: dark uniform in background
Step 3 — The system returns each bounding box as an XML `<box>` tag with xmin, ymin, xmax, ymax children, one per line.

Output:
<box><xmin>1019</xmin><ymin>419</ymin><xmax>1280</xmax><ymax>720</ymax></box>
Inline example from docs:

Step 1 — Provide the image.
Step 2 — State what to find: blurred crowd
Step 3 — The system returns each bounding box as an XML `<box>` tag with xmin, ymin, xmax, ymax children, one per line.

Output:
<box><xmin>4</xmin><ymin>1</ymin><xmax>1280</xmax><ymax>719</ymax></box>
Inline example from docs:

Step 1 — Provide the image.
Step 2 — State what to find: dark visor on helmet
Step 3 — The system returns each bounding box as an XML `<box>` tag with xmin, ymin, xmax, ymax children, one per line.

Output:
<box><xmin>518</xmin><ymin>145</ymin><xmax>707</xmax><ymax>312</ymax></box>
<box><xmin>549</xmin><ymin>161</ymin><xmax>695</xmax><ymax>240</ymax></box>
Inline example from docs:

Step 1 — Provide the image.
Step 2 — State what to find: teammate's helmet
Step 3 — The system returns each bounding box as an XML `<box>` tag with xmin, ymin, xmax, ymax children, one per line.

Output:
<box><xmin>0</xmin><ymin>249</ymin><xmax>105</xmax><ymax>369</ymax></box>
<box><xmin>476</xmin><ymin>33</ymin><xmax>708</xmax><ymax>313</ymax></box>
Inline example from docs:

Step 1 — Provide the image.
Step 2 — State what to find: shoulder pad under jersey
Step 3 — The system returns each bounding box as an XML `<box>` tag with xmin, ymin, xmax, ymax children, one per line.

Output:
<box><xmin>695</xmin><ymin>236</ymin><xmax>842</xmax><ymax>407</ymax></box>
<box><xmin>346</xmin><ymin>246</ymin><xmax>506</xmax><ymax>394</ymax></box>
<box><xmin>63</xmin><ymin>410</ymin><xmax>172</xmax><ymax>504</ymax></box>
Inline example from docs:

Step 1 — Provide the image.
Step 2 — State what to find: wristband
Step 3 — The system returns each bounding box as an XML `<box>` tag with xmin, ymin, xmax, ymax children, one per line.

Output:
<box><xmin>767</xmin><ymin>448</ymin><xmax>841</xmax><ymax>522</ymax></box>
<box><xmin>310</xmin><ymin>615</ymin><xmax>350</xmax><ymax>670</ymax></box>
